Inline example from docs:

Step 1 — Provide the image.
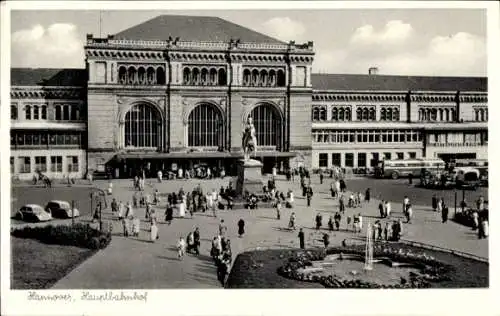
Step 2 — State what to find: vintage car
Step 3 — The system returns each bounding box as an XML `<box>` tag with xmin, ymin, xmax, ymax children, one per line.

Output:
<box><xmin>15</xmin><ymin>204</ymin><xmax>52</xmax><ymax>222</ymax></box>
<box><xmin>45</xmin><ymin>200</ymin><xmax>80</xmax><ymax>218</ymax></box>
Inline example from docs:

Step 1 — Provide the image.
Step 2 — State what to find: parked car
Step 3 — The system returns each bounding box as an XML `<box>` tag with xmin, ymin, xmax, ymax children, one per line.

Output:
<box><xmin>15</xmin><ymin>204</ymin><xmax>52</xmax><ymax>222</ymax></box>
<box><xmin>45</xmin><ymin>200</ymin><xmax>80</xmax><ymax>218</ymax></box>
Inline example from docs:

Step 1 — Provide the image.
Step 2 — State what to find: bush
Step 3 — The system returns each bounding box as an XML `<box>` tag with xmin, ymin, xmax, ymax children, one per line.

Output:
<box><xmin>11</xmin><ymin>223</ymin><xmax>112</xmax><ymax>250</ymax></box>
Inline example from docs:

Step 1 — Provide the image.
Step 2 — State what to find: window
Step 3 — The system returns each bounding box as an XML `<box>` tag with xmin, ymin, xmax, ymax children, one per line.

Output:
<box><xmin>50</xmin><ymin>156</ymin><xmax>63</xmax><ymax>172</ymax></box>
<box><xmin>188</xmin><ymin>103</ymin><xmax>222</xmax><ymax>147</ymax></box>
<box><xmin>384</xmin><ymin>152</ymin><xmax>392</xmax><ymax>160</ymax></box>
<box><xmin>63</xmin><ymin>105</ymin><xmax>70</xmax><ymax>120</ymax></box>
<box><xmin>396</xmin><ymin>152</ymin><xmax>404</xmax><ymax>160</ymax></box>
<box><xmin>35</xmin><ymin>156</ymin><xmax>47</xmax><ymax>172</ymax></box>
<box><xmin>67</xmin><ymin>156</ymin><xmax>79</xmax><ymax>172</ymax></box>
<box><xmin>19</xmin><ymin>157</ymin><xmax>31</xmax><ymax>173</ymax></box>
<box><xmin>125</xmin><ymin>104</ymin><xmax>162</xmax><ymax>148</ymax></box>
<box><xmin>25</xmin><ymin>105</ymin><xmax>31</xmax><ymax>120</ymax></box>
<box><xmin>370</xmin><ymin>153</ymin><xmax>379</xmax><ymax>167</ymax></box>
<box><xmin>319</xmin><ymin>153</ymin><xmax>328</xmax><ymax>168</ymax></box>
<box><xmin>11</xmin><ymin>105</ymin><xmax>18</xmax><ymax>120</ymax></box>
<box><xmin>251</xmin><ymin>104</ymin><xmax>281</xmax><ymax>147</ymax></box>
<box><xmin>70</xmin><ymin>106</ymin><xmax>78</xmax><ymax>120</ymax></box>
<box><xmin>55</xmin><ymin>106</ymin><xmax>62</xmax><ymax>120</ymax></box>
<box><xmin>41</xmin><ymin>105</ymin><xmax>47</xmax><ymax>120</ymax></box>
<box><xmin>357</xmin><ymin>153</ymin><xmax>367</xmax><ymax>168</ymax></box>
<box><xmin>345</xmin><ymin>153</ymin><xmax>354</xmax><ymax>167</ymax></box>
<box><xmin>33</xmin><ymin>105</ymin><xmax>39</xmax><ymax>120</ymax></box>
<box><xmin>409</xmin><ymin>152</ymin><xmax>417</xmax><ymax>159</ymax></box>
<box><xmin>10</xmin><ymin>157</ymin><xmax>14</xmax><ymax>174</ymax></box>
<box><xmin>332</xmin><ymin>153</ymin><xmax>341</xmax><ymax>167</ymax></box>
<box><xmin>312</xmin><ymin>107</ymin><xmax>320</xmax><ymax>121</ymax></box>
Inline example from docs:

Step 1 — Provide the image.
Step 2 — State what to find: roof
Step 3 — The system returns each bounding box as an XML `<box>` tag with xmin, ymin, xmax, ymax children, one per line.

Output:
<box><xmin>11</xmin><ymin>68</ymin><xmax>87</xmax><ymax>86</ymax></box>
<box><xmin>114</xmin><ymin>14</ymin><xmax>284</xmax><ymax>44</ymax></box>
<box><xmin>311</xmin><ymin>73</ymin><xmax>487</xmax><ymax>92</ymax></box>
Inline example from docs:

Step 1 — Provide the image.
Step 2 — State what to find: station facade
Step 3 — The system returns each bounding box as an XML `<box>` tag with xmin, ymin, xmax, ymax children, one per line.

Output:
<box><xmin>9</xmin><ymin>15</ymin><xmax>488</xmax><ymax>180</ymax></box>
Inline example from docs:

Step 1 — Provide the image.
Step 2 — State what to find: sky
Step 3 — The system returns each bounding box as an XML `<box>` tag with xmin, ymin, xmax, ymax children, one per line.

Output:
<box><xmin>10</xmin><ymin>9</ymin><xmax>487</xmax><ymax>76</ymax></box>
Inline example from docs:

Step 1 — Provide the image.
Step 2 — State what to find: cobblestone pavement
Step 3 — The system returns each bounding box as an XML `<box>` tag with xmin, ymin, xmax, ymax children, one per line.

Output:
<box><xmin>48</xmin><ymin>175</ymin><xmax>488</xmax><ymax>289</ymax></box>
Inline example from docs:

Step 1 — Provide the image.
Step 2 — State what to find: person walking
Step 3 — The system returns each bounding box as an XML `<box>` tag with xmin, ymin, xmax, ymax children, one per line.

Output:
<box><xmin>328</xmin><ymin>216</ymin><xmax>334</xmax><ymax>231</ymax></box>
<box><xmin>219</xmin><ymin>219</ymin><xmax>227</xmax><ymax>237</ymax></box>
<box><xmin>298</xmin><ymin>228</ymin><xmax>305</xmax><ymax>249</ymax></box>
<box><xmin>339</xmin><ymin>195</ymin><xmax>345</xmax><ymax>214</ymax></box>
<box><xmin>403</xmin><ymin>196</ymin><xmax>410</xmax><ymax>215</ymax></box>
<box><xmin>472</xmin><ymin>210</ymin><xmax>479</xmax><ymax>230</ymax></box>
<box><xmin>315</xmin><ymin>213</ymin><xmax>323</xmax><ymax>230</ymax></box>
<box><xmin>441</xmin><ymin>204</ymin><xmax>449</xmax><ymax>223</ymax></box>
<box><xmin>432</xmin><ymin>195</ymin><xmax>438</xmax><ymax>212</ymax></box>
<box><xmin>358</xmin><ymin>213</ymin><xmax>363</xmax><ymax>232</ymax></box>
<box><xmin>334</xmin><ymin>212</ymin><xmax>341</xmax><ymax>231</ymax></box>
<box><xmin>150</xmin><ymin>209</ymin><xmax>159</xmax><ymax>242</ymax></box>
<box><xmin>275</xmin><ymin>201</ymin><xmax>281</xmax><ymax>220</ymax></box>
<box><xmin>306</xmin><ymin>185</ymin><xmax>313</xmax><ymax>207</ymax></box>
<box><xmin>165</xmin><ymin>201</ymin><xmax>173</xmax><ymax>225</ymax></box>
<box><xmin>437</xmin><ymin>197</ymin><xmax>443</xmax><ymax>214</ymax></box>
<box><xmin>238</xmin><ymin>218</ymin><xmax>245</xmax><ymax>237</ymax></box>
<box><xmin>319</xmin><ymin>172</ymin><xmax>324</xmax><ymax>185</ymax></box>
<box><xmin>405</xmin><ymin>204</ymin><xmax>413</xmax><ymax>224</ymax></box>
<box><xmin>379</xmin><ymin>200</ymin><xmax>385</xmax><ymax>218</ymax></box>
<box><xmin>193</xmin><ymin>227</ymin><xmax>201</xmax><ymax>255</ymax></box>
<box><xmin>289</xmin><ymin>212</ymin><xmax>297</xmax><ymax>230</ymax></box>
<box><xmin>365</xmin><ymin>188</ymin><xmax>371</xmax><ymax>203</ymax></box>
<box><xmin>177</xmin><ymin>237</ymin><xmax>186</xmax><ymax>260</ymax></box>
<box><xmin>330</xmin><ymin>181</ymin><xmax>336</xmax><ymax>198</ymax></box>
<box><xmin>385</xmin><ymin>200</ymin><xmax>391</xmax><ymax>218</ymax></box>
<box><xmin>322</xmin><ymin>233</ymin><xmax>330</xmax><ymax>249</ymax></box>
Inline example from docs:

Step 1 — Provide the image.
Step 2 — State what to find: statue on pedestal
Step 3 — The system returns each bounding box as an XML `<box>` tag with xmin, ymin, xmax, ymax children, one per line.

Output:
<box><xmin>242</xmin><ymin>116</ymin><xmax>257</xmax><ymax>161</ymax></box>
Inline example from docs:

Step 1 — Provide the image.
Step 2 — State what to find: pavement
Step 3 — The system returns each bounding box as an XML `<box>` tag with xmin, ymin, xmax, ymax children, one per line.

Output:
<box><xmin>44</xmin><ymin>175</ymin><xmax>488</xmax><ymax>289</ymax></box>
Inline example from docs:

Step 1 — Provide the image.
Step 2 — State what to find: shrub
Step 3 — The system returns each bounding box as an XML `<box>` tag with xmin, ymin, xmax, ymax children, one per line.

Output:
<box><xmin>11</xmin><ymin>223</ymin><xmax>112</xmax><ymax>250</ymax></box>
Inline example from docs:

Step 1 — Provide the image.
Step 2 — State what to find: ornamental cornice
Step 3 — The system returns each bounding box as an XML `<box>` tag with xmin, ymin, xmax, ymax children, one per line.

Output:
<box><xmin>231</xmin><ymin>54</ymin><xmax>286</xmax><ymax>63</ymax></box>
<box><xmin>10</xmin><ymin>87</ymin><xmax>84</xmax><ymax>99</ymax></box>
<box><xmin>459</xmin><ymin>95</ymin><xmax>488</xmax><ymax>103</ymax></box>
<box><xmin>312</xmin><ymin>93</ymin><xmax>406</xmax><ymax>102</ymax></box>
<box><xmin>86</xmin><ymin>49</ymin><xmax>165</xmax><ymax>60</ymax></box>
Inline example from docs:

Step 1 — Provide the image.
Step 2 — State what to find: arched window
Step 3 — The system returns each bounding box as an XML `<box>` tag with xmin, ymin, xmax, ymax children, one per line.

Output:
<box><xmin>243</xmin><ymin>69</ymin><xmax>251</xmax><ymax>86</ymax></box>
<box><xmin>269</xmin><ymin>70</ymin><xmax>276</xmax><ymax>87</ymax></box>
<box><xmin>63</xmin><ymin>105</ymin><xmax>70</xmax><ymax>120</ymax></box>
<box><xmin>431</xmin><ymin>108</ymin><xmax>437</xmax><ymax>121</ymax></box>
<box><xmin>380</xmin><ymin>108</ymin><xmax>386</xmax><ymax>121</ymax></box>
<box><xmin>251</xmin><ymin>69</ymin><xmax>259</xmax><ymax>86</ymax></box>
<box><xmin>147</xmin><ymin>67</ymin><xmax>155</xmax><ymax>84</ymax></box>
<box><xmin>312</xmin><ymin>107</ymin><xmax>320</xmax><ymax>121</ymax></box>
<box><xmin>41</xmin><ymin>105</ymin><xmax>47</xmax><ymax>120</ymax></box>
<box><xmin>480</xmin><ymin>109</ymin><xmax>485</xmax><ymax>121</ymax></box>
<box><xmin>124</xmin><ymin>103</ymin><xmax>162</xmax><ymax>148</ymax></box>
<box><xmin>439</xmin><ymin>108</ymin><xmax>444</xmax><ymax>121</ymax></box>
<box><xmin>362</xmin><ymin>108</ymin><xmax>369</xmax><ymax>121</ymax></box>
<box><xmin>319</xmin><ymin>106</ymin><xmax>327</xmax><ymax>121</ymax></box>
<box><xmin>201</xmin><ymin>68</ymin><xmax>209</xmax><ymax>85</ymax></box>
<box><xmin>55</xmin><ymin>106</ymin><xmax>62</xmax><ymax>120</ymax></box>
<box><xmin>128</xmin><ymin>67</ymin><xmax>137</xmax><ymax>84</ymax></box>
<box><xmin>393</xmin><ymin>107</ymin><xmax>400</xmax><ymax>121</ymax></box>
<box><xmin>445</xmin><ymin>109</ymin><xmax>450</xmax><ymax>121</ymax></box>
<box><xmin>156</xmin><ymin>67</ymin><xmax>165</xmax><ymax>85</ymax></box>
<box><xmin>209</xmin><ymin>68</ymin><xmax>217</xmax><ymax>85</ymax></box>
<box><xmin>33</xmin><ymin>105</ymin><xmax>39</xmax><ymax>120</ymax></box>
<box><xmin>339</xmin><ymin>108</ymin><xmax>345</xmax><ymax>121</ymax></box>
<box><xmin>70</xmin><ymin>106</ymin><xmax>78</xmax><ymax>121</ymax></box>
<box><xmin>138</xmin><ymin>67</ymin><xmax>146</xmax><ymax>85</ymax></box>
<box><xmin>260</xmin><ymin>70</ymin><xmax>268</xmax><ymax>87</ymax></box>
<box><xmin>485</xmin><ymin>109</ymin><xmax>488</xmax><ymax>121</ymax></box>
<box><xmin>451</xmin><ymin>109</ymin><xmax>456</xmax><ymax>121</ymax></box>
<box><xmin>475</xmin><ymin>109</ymin><xmax>479</xmax><ymax>121</ymax></box>
<box><xmin>369</xmin><ymin>108</ymin><xmax>375</xmax><ymax>120</ymax></box>
<box><xmin>386</xmin><ymin>108</ymin><xmax>393</xmax><ymax>121</ymax></box>
<box><xmin>183</xmin><ymin>68</ymin><xmax>191</xmax><ymax>85</ymax></box>
<box><xmin>188</xmin><ymin>104</ymin><xmax>223</xmax><ymax>147</ymax></box>
<box><xmin>356</xmin><ymin>108</ymin><xmax>362</xmax><ymax>121</ymax></box>
<box><xmin>345</xmin><ymin>107</ymin><xmax>352</xmax><ymax>121</ymax></box>
<box><xmin>11</xmin><ymin>105</ymin><xmax>18</xmax><ymax>120</ymax></box>
<box><xmin>25</xmin><ymin>105</ymin><xmax>31</xmax><ymax>120</ymax></box>
<box><xmin>277</xmin><ymin>69</ymin><xmax>286</xmax><ymax>87</ymax></box>
<box><xmin>251</xmin><ymin>103</ymin><xmax>282</xmax><ymax>147</ymax></box>
<box><xmin>119</xmin><ymin>66</ymin><xmax>127</xmax><ymax>84</ymax></box>
<box><xmin>332</xmin><ymin>108</ymin><xmax>338</xmax><ymax>121</ymax></box>
<box><xmin>218</xmin><ymin>68</ymin><xmax>227</xmax><ymax>86</ymax></box>
<box><xmin>192</xmin><ymin>68</ymin><xmax>200</xmax><ymax>85</ymax></box>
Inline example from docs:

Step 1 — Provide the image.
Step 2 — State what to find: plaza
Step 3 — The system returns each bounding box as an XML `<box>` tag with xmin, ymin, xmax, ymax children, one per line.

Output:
<box><xmin>11</xmin><ymin>173</ymin><xmax>487</xmax><ymax>289</ymax></box>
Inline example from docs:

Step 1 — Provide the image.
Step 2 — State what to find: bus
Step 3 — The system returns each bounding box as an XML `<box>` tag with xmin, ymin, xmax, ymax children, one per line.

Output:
<box><xmin>453</xmin><ymin>167</ymin><xmax>480</xmax><ymax>190</ymax></box>
<box><xmin>375</xmin><ymin>158</ymin><xmax>446</xmax><ymax>179</ymax></box>
<box><xmin>453</xmin><ymin>159</ymin><xmax>488</xmax><ymax>186</ymax></box>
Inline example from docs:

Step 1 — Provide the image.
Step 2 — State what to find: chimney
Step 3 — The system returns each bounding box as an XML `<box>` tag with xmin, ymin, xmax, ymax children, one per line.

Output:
<box><xmin>368</xmin><ymin>67</ymin><xmax>379</xmax><ymax>75</ymax></box>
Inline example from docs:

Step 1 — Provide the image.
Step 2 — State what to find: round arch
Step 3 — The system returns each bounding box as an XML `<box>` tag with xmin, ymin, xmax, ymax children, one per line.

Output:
<box><xmin>245</xmin><ymin>102</ymin><xmax>283</xmax><ymax>148</ymax></box>
<box><xmin>186</xmin><ymin>102</ymin><xmax>224</xmax><ymax>147</ymax></box>
<box><xmin>123</xmin><ymin>102</ymin><xmax>163</xmax><ymax>149</ymax></box>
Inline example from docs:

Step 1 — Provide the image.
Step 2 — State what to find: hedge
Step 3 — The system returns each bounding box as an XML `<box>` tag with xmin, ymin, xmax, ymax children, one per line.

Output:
<box><xmin>11</xmin><ymin>223</ymin><xmax>112</xmax><ymax>250</ymax></box>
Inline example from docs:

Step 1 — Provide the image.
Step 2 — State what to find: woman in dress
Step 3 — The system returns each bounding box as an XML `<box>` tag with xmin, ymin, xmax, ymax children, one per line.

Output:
<box><xmin>150</xmin><ymin>209</ymin><xmax>158</xmax><ymax>242</ymax></box>
<box><xmin>178</xmin><ymin>196</ymin><xmax>186</xmax><ymax>218</ymax></box>
<box><xmin>165</xmin><ymin>201</ymin><xmax>174</xmax><ymax>225</ymax></box>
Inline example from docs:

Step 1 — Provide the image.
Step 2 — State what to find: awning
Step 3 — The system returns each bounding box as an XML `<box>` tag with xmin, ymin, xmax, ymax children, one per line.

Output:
<box><xmin>115</xmin><ymin>150</ymin><xmax>297</xmax><ymax>160</ymax></box>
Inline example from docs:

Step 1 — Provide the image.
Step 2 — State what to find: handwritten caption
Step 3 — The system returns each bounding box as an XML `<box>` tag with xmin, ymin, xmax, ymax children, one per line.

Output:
<box><xmin>27</xmin><ymin>291</ymin><xmax>148</xmax><ymax>303</ymax></box>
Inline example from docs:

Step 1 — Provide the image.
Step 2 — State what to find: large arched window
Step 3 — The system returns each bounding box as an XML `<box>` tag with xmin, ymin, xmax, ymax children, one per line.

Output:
<box><xmin>124</xmin><ymin>103</ymin><xmax>162</xmax><ymax>148</ymax></box>
<box><xmin>251</xmin><ymin>104</ymin><xmax>282</xmax><ymax>147</ymax></box>
<box><xmin>188</xmin><ymin>103</ymin><xmax>223</xmax><ymax>147</ymax></box>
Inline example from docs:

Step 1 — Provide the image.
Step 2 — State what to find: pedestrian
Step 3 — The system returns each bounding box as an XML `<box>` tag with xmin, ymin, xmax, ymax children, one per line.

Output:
<box><xmin>403</xmin><ymin>196</ymin><xmax>410</xmax><ymax>214</ymax></box>
<box><xmin>320</xmin><ymin>172</ymin><xmax>324</xmax><ymax>185</ymax></box>
<box><xmin>480</xmin><ymin>218</ymin><xmax>489</xmax><ymax>239</ymax></box>
<box><xmin>346</xmin><ymin>216</ymin><xmax>352</xmax><ymax>231</ymax></box>
<box><xmin>385</xmin><ymin>200</ymin><xmax>391</xmax><ymax>218</ymax></box>
<box><xmin>334</xmin><ymin>212</ymin><xmax>341</xmax><ymax>231</ymax></box>
<box><xmin>441</xmin><ymin>204</ymin><xmax>449</xmax><ymax>223</ymax></box>
<box><xmin>472</xmin><ymin>210</ymin><xmax>479</xmax><ymax>230</ymax></box>
<box><xmin>357</xmin><ymin>192</ymin><xmax>362</xmax><ymax>207</ymax></box>
<box><xmin>193</xmin><ymin>227</ymin><xmax>201</xmax><ymax>255</ymax></box>
<box><xmin>476</xmin><ymin>196</ymin><xmax>485</xmax><ymax>211</ymax></box>
<box><xmin>165</xmin><ymin>201</ymin><xmax>173</xmax><ymax>225</ymax></box>
<box><xmin>315</xmin><ymin>213</ymin><xmax>322</xmax><ymax>230</ymax></box>
<box><xmin>437</xmin><ymin>197</ymin><xmax>443</xmax><ymax>214</ymax></box>
<box><xmin>219</xmin><ymin>219</ymin><xmax>227</xmax><ymax>237</ymax></box>
<box><xmin>408</xmin><ymin>173</ymin><xmax>413</xmax><ymax>184</ymax></box>
<box><xmin>298</xmin><ymin>228</ymin><xmax>305</xmax><ymax>249</ymax></box>
<box><xmin>384</xmin><ymin>222</ymin><xmax>391</xmax><ymax>241</ymax></box>
<box><xmin>339</xmin><ymin>179</ymin><xmax>346</xmax><ymax>192</ymax></box>
<box><xmin>365</xmin><ymin>188</ymin><xmax>371</xmax><ymax>203</ymax></box>
<box><xmin>238</xmin><ymin>218</ymin><xmax>245</xmax><ymax>237</ymax></box>
<box><xmin>157</xmin><ymin>169</ymin><xmax>163</xmax><ymax>183</ymax></box>
<box><xmin>353</xmin><ymin>214</ymin><xmax>360</xmax><ymax>233</ymax></box>
<box><xmin>150</xmin><ymin>209</ymin><xmax>159</xmax><ymax>242</ymax></box>
<box><xmin>145</xmin><ymin>202</ymin><xmax>151</xmax><ymax>220</ymax></box>
<box><xmin>306</xmin><ymin>185</ymin><xmax>313</xmax><ymax>207</ymax></box>
<box><xmin>289</xmin><ymin>212</ymin><xmax>297</xmax><ymax>230</ymax></box>
<box><xmin>118</xmin><ymin>201</ymin><xmax>124</xmax><ymax>220</ymax></box>
<box><xmin>111</xmin><ymin>198</ymin><xmax>118</xmax><ymax>215</ymax></box>
<box><xmin>379</xmin><ymin>200</ymin><xmax>385</xmax><ymax>218</ymax></box>
<box><xmin>328</xmin><ymin>216</ymin><xmax>334</xmax><ymax>231</ymax></box>
<box><xmin>432</xmin><ymin>195</ymin><xmax>438</xmax><ymax>212</ymax></box>
<box><xmin>275</xmin><ymin>201</ymin><xmax>281</xmax><ymax>220</ymax></box>
<box><xmin>406</xmin><ymin>204</ymin><xmax>413</xmax><ymax>224</ymax></box>
<box><xmin>322</xmin><ymin>233</ymin><xmax>330</xmax><ymax>248</ymax></box>
<box><xmin>358</xmin><ymin>213</ymin><xmax>363</xmax><ymax>232</ymax></box>
<box><xmin>330</xmin><ymin>182</ymin><xmax>336</xmax><ymax>198</ymax></box>
<box><xmin>177</xmin><ymin>237</ymin><xmax>186</xmax><ymax>260</ymax></box>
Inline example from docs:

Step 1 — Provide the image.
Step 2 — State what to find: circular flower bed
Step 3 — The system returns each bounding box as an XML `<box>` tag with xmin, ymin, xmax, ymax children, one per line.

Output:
<box><xmin>277</xmin><ymin>244</ymin><xmax>454</xmax><ymax>289</ymax></box>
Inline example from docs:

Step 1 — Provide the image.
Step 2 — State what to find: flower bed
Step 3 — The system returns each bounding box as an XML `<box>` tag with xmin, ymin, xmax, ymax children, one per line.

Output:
<box><xmin>11</xmin><ymin>223</ymin><xmax>112</xmax><ymax>250</ymax></box>
<box><xmin>277</xmin><ymin>244</ymin><xmax>453</xmax><ymax>289</ymax></box>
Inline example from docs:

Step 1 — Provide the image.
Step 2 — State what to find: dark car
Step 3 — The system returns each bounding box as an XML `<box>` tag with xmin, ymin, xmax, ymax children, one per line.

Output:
<box><xmin>45</xmin><ymin>200</ymin><xmax>80</xmax><ymax>219</ymax></box>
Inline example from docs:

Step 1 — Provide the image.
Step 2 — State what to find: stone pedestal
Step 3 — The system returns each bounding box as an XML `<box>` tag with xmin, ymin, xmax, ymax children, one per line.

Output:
<box><xmin>235</xmin><ymin>159</ymin><xmax>264</xmax><ymax>197</ymax></box>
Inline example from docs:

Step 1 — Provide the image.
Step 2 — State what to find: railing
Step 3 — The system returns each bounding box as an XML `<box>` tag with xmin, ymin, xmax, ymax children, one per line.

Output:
<box><xmin>429</xmin><ymin>142</ymin><xmax>483</xmax><ymax>147</ymax></box>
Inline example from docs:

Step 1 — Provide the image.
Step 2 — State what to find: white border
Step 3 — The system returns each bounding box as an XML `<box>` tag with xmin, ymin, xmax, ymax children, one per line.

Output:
<box><xmin>1</xmin><ymin>2</ymin><xmax>498</xmax><ymax>316</ymax></box>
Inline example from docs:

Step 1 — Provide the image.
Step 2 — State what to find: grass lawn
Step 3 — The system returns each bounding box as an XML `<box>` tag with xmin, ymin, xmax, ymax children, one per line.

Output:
<box><xmin>11</xmin><ymin>237</ymin><xmax>97</xmax><ymax>289</ymax></box>
<box><xmin>226</xmin><ymin>243</ymin><xmax>488</xmax><ymax>288</ymax></box>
